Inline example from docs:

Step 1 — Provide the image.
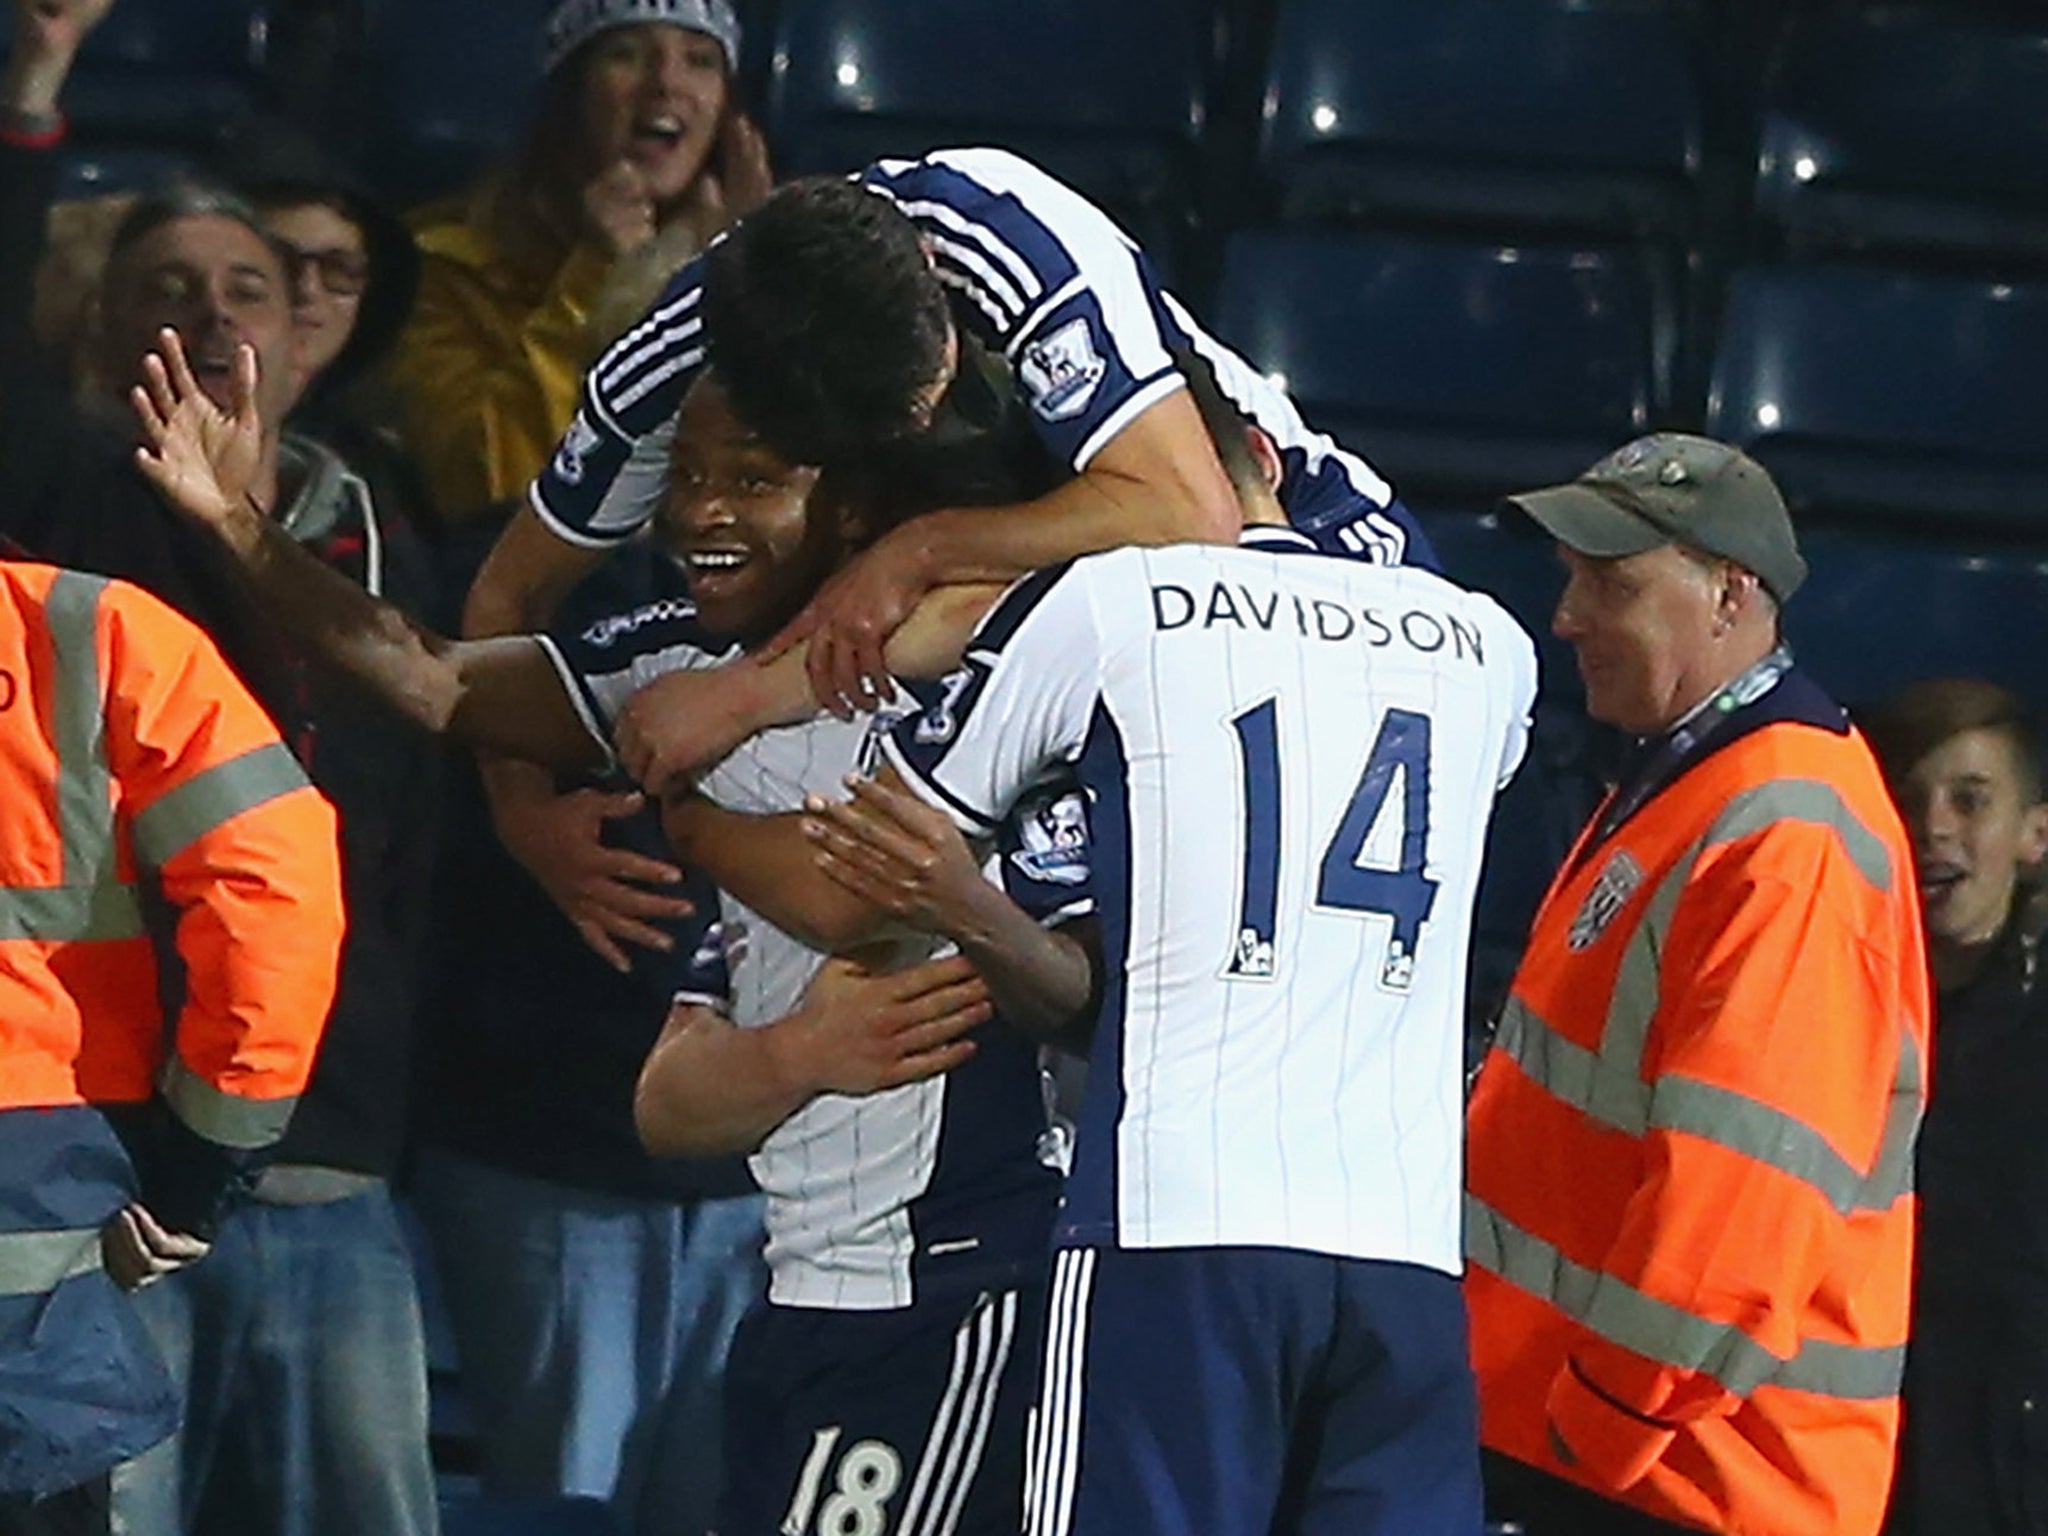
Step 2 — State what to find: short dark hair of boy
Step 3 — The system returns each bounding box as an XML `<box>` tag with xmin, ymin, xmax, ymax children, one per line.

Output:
<box><xmin>1864</xmin><ymin>677</ymin><xmax>2045</xmax><ymax>804</ymax></box>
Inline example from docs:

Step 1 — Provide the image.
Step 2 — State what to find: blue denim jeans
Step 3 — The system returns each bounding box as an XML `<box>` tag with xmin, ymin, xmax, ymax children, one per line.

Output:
<box><xmin>410</xmin><ymin>1146</ymin><xmax>765</xmax><ymax>1536</ymax></box>
<box><xmin>109</xmin><ymin>1182</ymin><xmax>438</xmax><ymax>1536</ymax></box>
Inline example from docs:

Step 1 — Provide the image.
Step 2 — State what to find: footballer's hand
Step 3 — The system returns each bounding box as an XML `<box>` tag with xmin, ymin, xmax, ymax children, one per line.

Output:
<box><xmin>102</xmin><ymin>1203</ymin><xmax>210</xmax><ymax>1291</ymax></box>
<box><xmin>615</xmin><ymin>665</ymin><xmax>778</xmax><ymax>797</ymax></box>
<box><xmin>772</xmin><ymin>954</ymin><xmax>989</xmax><ymax>1097</ymax></box>
<box><xmin>803</xmin><ymin>774</ymin><xmax>991</xmax><ymax>943</ymax></box>
<box><xmin>760</xmin><ymin>526</ymin><xmax>932</xmax><ymax>720</ymax></box>
<box><xmin>132</xmin><ymin>330</ymin><xmax>268</xmax><ymax>558</ymax></box>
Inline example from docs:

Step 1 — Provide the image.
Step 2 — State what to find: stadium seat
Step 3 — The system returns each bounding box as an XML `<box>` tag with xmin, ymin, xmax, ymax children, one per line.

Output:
<box><xmin>359</xmin><ymin>0</ymin><xmax>557</xmax><ymax>205</ymax></box>
<box><xmin>1754</xmin><ymin>9</ymin><xmax>2048</xmax><ymax>269</ymax></box>
<box><xmin>0</xmin><ymin>0</ymin><xmax>265</xmax><ymax>146</ymax></box>
<box><xmin>1257</xmin><ymin>0</ymin><xmax>1703</xmax><ymax>239</ymax></box>
<box><xmin>1784</xmin><ymin>525</ymin><xmax>2048</xmax><ymax>715</ymax></box>
<box><xmin>1418</xmin><ymin>509</ymin><xmax>1571</xmax><ymax>698</ymax></box>
<box><xmin>1705</xmin><ymin>263</ymin><xmax>2048</xmax><ymax>531</ymax></box>
<box><xmin>764</xmin><ymin>0</ymin><xmax>1210</xmax><ymax>265</ymax></box>
<box><xmin>1216</xmin><ymin>232</ymin><xmax>1667</xmax><ymax>510</ymax></box>
<box><xmin>438</xmin><ymin>1495</ymin><xmax>620</xmax><ymax>1536</ymax></box>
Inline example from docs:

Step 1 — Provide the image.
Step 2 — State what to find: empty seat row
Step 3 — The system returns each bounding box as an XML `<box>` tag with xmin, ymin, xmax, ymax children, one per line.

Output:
<box><xmin>1213</xmin><ymin>232</ymin><xmax>2048</xmax><ymax>533</ymax></box>
<box><xmin>23</xmin><ymin>0</ymin><xmax>2048</xmax><ymax>282</ymax></box>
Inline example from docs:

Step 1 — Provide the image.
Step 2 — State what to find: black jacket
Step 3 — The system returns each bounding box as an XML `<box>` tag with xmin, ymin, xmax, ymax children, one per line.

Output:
<box><xmin>1892</xmin><ymin>897</ymin><xmax>2048</xmax><ymax>1535</ymax></box>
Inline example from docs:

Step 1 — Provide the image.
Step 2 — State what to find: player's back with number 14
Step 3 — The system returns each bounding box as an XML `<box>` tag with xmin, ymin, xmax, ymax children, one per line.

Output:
<box><xmin>888</xmin><ymin>525</ymin><xmax>1540</xmax><ymax>1275</ymax></box>
<box><xmin>881</xmin><ymin>524</ymin><xmax>1537</xmax><ymax>1534</ymax></box>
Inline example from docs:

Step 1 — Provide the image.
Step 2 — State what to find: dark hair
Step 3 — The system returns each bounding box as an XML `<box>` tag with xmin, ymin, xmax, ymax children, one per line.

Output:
<box><xmin>214</xmin><ymin>118</ymin><xmax>424</xmax><ymax>407</ymax></box>
<box><xmin>105</xmin><ymin>181</ymin><xmax>295</xmax><ymax>292</ymax></box>
<box><xmin>701</xmin><ymin>175</ymin><xmax>952</xmax><ymax>467</ymax></box>
<box><xmin>1863</xmin><ymin>678</ymin><xmax>2045</xmax><ymax>803</ymax></box>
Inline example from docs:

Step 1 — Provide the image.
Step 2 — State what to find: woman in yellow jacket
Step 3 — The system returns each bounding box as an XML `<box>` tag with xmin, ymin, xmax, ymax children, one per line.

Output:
<box><xmin>390</xmin><ymin>0</ymin><xmax>770</xmax><ymax>527</ymax></box>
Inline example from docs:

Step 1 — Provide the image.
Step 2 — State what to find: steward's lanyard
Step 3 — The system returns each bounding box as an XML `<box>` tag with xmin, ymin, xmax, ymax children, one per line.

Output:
<box><xmin>1579</xmin><ymin>646</ymin><xmax>1795</xmax><ymax>865</ymax></box>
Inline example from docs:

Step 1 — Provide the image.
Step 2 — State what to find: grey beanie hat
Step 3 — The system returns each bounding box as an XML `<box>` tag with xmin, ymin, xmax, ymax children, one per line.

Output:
<box><xmin>543</xmin><ymin>0</ymin><xmax>741</xmax><ymax>75</ymax></box>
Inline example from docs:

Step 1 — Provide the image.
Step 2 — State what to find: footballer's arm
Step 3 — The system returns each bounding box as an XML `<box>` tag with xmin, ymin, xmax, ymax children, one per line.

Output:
<box><xmin>661</xmin><ymin>772</ymin><xmax>1098</xmax><ymax>1050</ymax></box>
<box><xmin>619</xmin><ymin>581</ymin><xmax>1006</xmax><ymax>796</ymax></box>
<box><xmin>148</xmin><ymin>485</ymin><xmax>602</xmax><ymax>773</ymax></box>
<box><xmin>133</xmin><ymin>333</ymin><xmax>606</xmax><ymax>773</ymax></box>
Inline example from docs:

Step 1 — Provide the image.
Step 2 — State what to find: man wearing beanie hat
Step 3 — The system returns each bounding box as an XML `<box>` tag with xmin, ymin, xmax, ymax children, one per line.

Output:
<box><xmin>1464</xmin><ymin>435</ymin><xmax>1931</xmax><ymax>1535</ymax></box>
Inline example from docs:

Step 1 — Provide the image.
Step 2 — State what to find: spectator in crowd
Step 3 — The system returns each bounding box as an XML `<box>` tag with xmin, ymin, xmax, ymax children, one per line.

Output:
<box><xmin>3</xmin><ymin>5</ymin><xmax>447</xmax><ymax>1532</ymax></box>
<box><xmin>1466</xmin><ymin>435</ymin><xmax>1930</xmax><ymax>1536</ymax></box>
<box><xmin>390</xmin><ymin>0</ymin><xmax>770</xmax><ymax>529</ymax></box>
<box><xmin>30</xmin><ymin>187</ymin><xmax>130</xmax><ymax>396</ymax></box>
<box><xmin>0</xmin><ymin>559</ymin><xmax>343</xmax><ymax>1536</ymax></box>
<box><xmin>1864</xmin><ymin>680</ymin><xmax>2048</xmax><ymax>1536</ymax></box>
<box><xmin>220</xmin><ymin>127</ymin><xmax>440</xmax><ymax>535</ymax></box>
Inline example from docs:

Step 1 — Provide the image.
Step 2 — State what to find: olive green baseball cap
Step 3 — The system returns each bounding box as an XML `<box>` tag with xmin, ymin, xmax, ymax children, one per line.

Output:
<box><xmin>1506</xmin><ymin>433</ymin><xmax>1807</xmax><ymax>603</ymax></box>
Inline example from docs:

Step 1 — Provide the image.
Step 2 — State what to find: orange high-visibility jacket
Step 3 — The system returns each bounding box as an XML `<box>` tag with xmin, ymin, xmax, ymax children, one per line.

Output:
<box><xmin>1466</xmin><ymin>703</ymin><xmax>1929</xmax><ymax>1536</ymax></box>
<box><xmin>0</xmin><ymin>562</ymin><xmax>343</xmax><ymax>1137</ymax></box>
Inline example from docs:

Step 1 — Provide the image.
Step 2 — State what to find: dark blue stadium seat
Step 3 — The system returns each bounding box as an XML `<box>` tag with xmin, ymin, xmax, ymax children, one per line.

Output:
<box><xmin>1216</xmin><ymin>232</ymin><xmax>1666</xmax><ymax>510</ymax></box>
<box><xmin>1754</xmin><ymin>10</ymin><xmax>2048</xmax><ymax>268</ymax></box>
<box><xmin>438</xmin><ymin>1495</ymin><xmax>620</xmax><ymax>1536</ymax></box>
<box><xmin>1785</xmin><ymin>525</ymin><xmax>2048</xmax><ymax>716</ymax></box>
<box><xmin>0</xmin><ymin>0</ymin><xmax>265</xmax><ymax>145</ymax></box>
<box><xmin>1417</xmin><ymin>510</ymin><xmax>1571</xmax><ymax>697</ymax></box>
<box><xmin>1705</xmin><ymin>263</ymin><xmax>2048</xmax><ymax>531</ymax></box>
<box><xmin>359</xmin><ymin>0</ymin><xmax>556</xmax><ymax>205</ymax></box>
<box><xmin>1258</xmin><ymin>0</ymin><xmax>1702</xmax><ymax>238</ymax></box>
<box><xmin>764</xmin><ymin>0</ymin><xmax>1210</xmax><ymax>266</ymax></box>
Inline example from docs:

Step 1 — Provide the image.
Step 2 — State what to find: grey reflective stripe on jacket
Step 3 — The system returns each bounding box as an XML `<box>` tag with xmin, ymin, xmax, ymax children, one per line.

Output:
<box><xmin>1465</xmin><ymin>1195</ymin><xmax>1906</xmax><ymax>1400</ymax></box>
<box><xmin>131</xmin><ymin>742</ymin><xmax>308</xmax><ymax>869</ymax></box>
<box><xmin>1494</xmin><ymin>995</ymin><xmax>1922</xmax><ymax>1217</ymax></box>
<box><xmin>158</xmin><ymin>1054</ymin><xmax>297</xmax><ymax>1150</ymax></box>
<box><xmin>1589</xmin><ymin>775</ymin><xmax>1897</xmax><ymax>1098</ymax></box>
<box><xmin>0</xmin><ymin>1227</ymin><xmax>103</xmax><ymax>1297</ymax></box>
<box><xmin>16</xmin><ymin>572</ymin><xmax>148</xmax><ymax>943</ymax></box>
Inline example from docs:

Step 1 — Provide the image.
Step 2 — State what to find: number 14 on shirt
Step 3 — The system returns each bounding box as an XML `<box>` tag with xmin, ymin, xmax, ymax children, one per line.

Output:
<box><xmin>1226</xmin><ymin>702</ymin><xmax>1441</xmax><ymax>991</ymax></box>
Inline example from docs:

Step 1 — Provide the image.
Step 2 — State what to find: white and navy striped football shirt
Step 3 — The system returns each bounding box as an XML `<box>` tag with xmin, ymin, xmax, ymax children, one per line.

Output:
<box><xmin>884</xmin><ymin>527</ymin><xmax>1538</xmax><ymax>1277</ymax></box>
<box><xmin>540</xmin><ymin>583</ymin><xmax>1084</xmax><ymax>1308</ymax></box>
<box><xmin>530</xmin><ymin>146</ymin><xmax>1428</xmax><ymax>567</ymax></box>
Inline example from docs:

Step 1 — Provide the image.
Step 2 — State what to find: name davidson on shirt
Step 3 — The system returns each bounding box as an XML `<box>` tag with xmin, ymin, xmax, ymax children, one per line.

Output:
<box><xmin>1149</xmin><ymin>581</ymin><xmax>1487</xmax><ymax>665</ymax></box>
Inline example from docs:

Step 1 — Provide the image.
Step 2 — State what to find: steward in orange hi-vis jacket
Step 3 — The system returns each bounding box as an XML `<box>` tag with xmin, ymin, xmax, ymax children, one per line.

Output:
<box><xmin>0</xmin><ymin>563</ymin><xmax>342</xmax><ymax>1503</ymax></box>
<box><xmin>1467</xmin><ymin>435</ymin><xmax>1931</xmax><ymax>1536</ymax></box>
